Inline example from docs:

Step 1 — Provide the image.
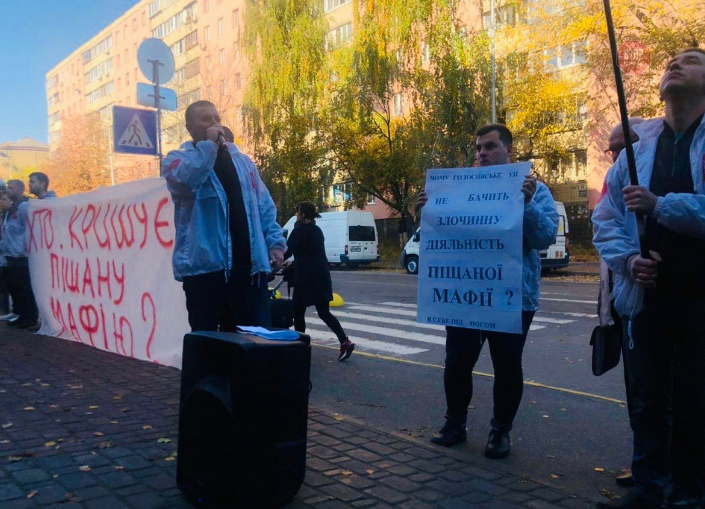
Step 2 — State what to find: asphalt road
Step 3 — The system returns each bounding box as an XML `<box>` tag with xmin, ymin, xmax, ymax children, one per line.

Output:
<box><xmin>304</xmin><ymin>269</ymin><xmax>631</xmax><ymax>502</ymax></box>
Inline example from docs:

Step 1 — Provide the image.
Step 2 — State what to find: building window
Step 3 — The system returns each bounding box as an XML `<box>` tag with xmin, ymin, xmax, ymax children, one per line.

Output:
<box><xmin>422</xmin><ymin>41</ymin><xmax>430</xmax><ymax>63</ymax></box>
<box><xmin>232</xmin><ymin>9</ymin><xmax>239</xmax><ymax>28</ymax></box>
<box><xmin>81</xmin><ymin>35</ymin><xmax>113</xmax><ymax>64</ymax></box>
<box><xmin>204</xmin><ymin>26</ymin><xmax>210</xmax><ymax>41</ymax></box>
<box><xmin>206</xmin><ymin>55</ymin><xmax>211</xmax><ymax>70</ymax></box>
<box><xmin>48</xmin><ymin>112</ymin><xmax>61</xmax><ymax>125</ymax></box>
<box><xmin>234</xmin><ymin>41</ymin><xmax>241</xmax><ymax>58</ymax></box>
<box><xmin>133</xmin><ymin>18</ymin><xmax>138</xmax><ymax>31</ymax></box>
<box><xmin>203</xmin><ymin>0</ymin><xmax>209</xmax><ymax>13</ymax></box>
<box><xmin>367</xmin><ymin>194</ymin><xmax>376</xmax><ymax>205</ymax></box>
<box><xmin>218</xmin><ymin>18</ymin><xmax>224</xmax><ymax>35</ymax></box>
<box><xmin>219</xmin><ymin>48</ymin><xmax>225</xmax><ymax>65</ymax></box>
<box><xmin>86</xmin><ymin>81</ymin><xmax>114</xmax><ymax>104</ymax></box>
<box><xmin>393</xmin><ymin>93</ymin><xmax>403</xmax><ymax>116</ymax></box>
<box><xmin>116</xmin><ymin>54</ymin><xmax>121</xmax><ymax>67</ymax></box>
<box><xmin>151</xmin><ymin>2</ymin><xmax>197</xmax><ymax>39</ymax></box>
<box><xmin>142</xmin><ymin>12</ymin><xmax>146</xmax><ymax>25</ymax></box>
<box><xmin>326</xmin><ymin>22</ymin><xmax>353</xmax><ymax>50</ymax></box>
<box><xmin>177</xmin><ymin>88</ymin><xmax>201</xmax><ymax>110</ymax></box>
<box><xmin>332</xmin><ymin>182</ymin><xmax>353</xmax><ymax>204</ymax></box>
<box><xmin>85</xmin><ymin>58</ymin><xmax>113</xmax><ymax>85</ymax></box>
<box><xmin>324</xmin><ymin>0</ymin><xmax>350</xmax><ymax>12</ymax></box>
<box><xmin>546</xmin><ymin>41</ymin><xmax>588</xmax><ymax>69</ymax></box>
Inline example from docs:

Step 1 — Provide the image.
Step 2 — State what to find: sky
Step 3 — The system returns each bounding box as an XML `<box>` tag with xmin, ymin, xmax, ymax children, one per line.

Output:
<box><xmin>0</xmin><ymin>0</ymin><xmax>138</xmax><ymax>144</ymax></box>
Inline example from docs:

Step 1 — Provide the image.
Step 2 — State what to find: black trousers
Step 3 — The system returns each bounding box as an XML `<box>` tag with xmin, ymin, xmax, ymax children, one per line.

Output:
<box><xmin>444</xmin><ymin>311</ymin><xmax>535</xmax><ymax>433</ymax></box>
<box><xmin>626</xmin><ymin>294</ymin><xmax>705</xmax><ymax>508</ymax></box>
<box><xmin>182</xmin><ymin>269</ymin><xmax>271</xmax><ymax>332</ymax></box>
<box><xmin>293</xmin><ymin>301</ymin><xmax>347</xmax><ymax>344</ymax></box>
<box><xmin>2</xmin><ymin>264</ymin><xmax>37</xmax><ymax>322</ymax></box>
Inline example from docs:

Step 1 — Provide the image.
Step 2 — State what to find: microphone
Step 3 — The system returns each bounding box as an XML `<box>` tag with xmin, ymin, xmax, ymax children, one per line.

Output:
<box><xmin>218</xmin><ymin>134</ymin><xmax>226</xmax><ymax>146</ymax></box>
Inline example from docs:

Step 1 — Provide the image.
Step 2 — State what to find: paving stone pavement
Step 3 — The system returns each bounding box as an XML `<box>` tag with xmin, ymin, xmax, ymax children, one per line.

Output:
<box><xmin>0</xmin><ymin>326</ymin><xmax>599</xmax><ymax>509</ymax></box>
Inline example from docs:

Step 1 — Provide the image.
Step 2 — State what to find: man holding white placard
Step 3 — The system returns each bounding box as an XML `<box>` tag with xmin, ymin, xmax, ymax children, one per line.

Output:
<box><xmin>418</xmin><ymin>124</ymin><xmax>558</xmax><ymax>457</ymax></box>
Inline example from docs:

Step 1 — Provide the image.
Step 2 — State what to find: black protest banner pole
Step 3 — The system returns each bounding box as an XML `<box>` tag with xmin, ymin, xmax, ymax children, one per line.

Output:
<box><xmin>602</xmin><ymin>0</ymin><xmax>649</xmax><ymax>258</ymax></box>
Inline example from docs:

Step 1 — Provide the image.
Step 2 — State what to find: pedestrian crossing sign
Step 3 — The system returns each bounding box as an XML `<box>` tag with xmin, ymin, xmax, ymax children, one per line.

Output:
<box><xmin>113</xmin><ymin>106</ymin><xmax>158</xmax><ymax>155</ymax></box>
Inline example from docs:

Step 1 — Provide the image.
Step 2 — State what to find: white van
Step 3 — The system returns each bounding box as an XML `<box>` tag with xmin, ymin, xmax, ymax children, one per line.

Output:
<box><xmin>282</xmin><ymin>211</ymin><xmax>379</xmax><ymax>268</ymax></box>
<box><xmin>539</xmin><ymin>201</ymin><xmax>569</xmax><ymax>272</ymax></box>
<box><xmin>400</xmin><ymin>201</ymin><xmax>569</xmax><ymax>275</ymax></box>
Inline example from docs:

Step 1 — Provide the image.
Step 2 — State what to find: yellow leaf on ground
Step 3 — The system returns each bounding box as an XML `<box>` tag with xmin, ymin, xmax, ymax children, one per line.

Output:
<box><xmin>164</xmin><ymin>456</ymin><xmax>176</xmax><ymax>461</ymax></box>
<box><xmin>115</xmin><ymin>465</ymin><xmax>124</xmax><ymax>470</ymax></box>
<box><xmin>44</xmin><ymin>442</ymin><xmax>56</xmax><ymax>447</ymax></box>
<box><xmin>341</xmin><ymin>470</ymin><xmax>353</xmax><ymax>476</ymax></box>
<box><xmin>143</xmin><ymin>425</ymin><xmax>152</xmax><ymax>430</ymax></box>
<box><xmin>94</xmin><ymin>432</ymin><xmax>104</xmax><ymax>437</ymax></box>
<box><xmin>157</xmin><ymin>438</ymin><xmax>171</xmax><ymax>443</ymax></box>
<box><xmin>89</xmin><ymin>406</ymin><xmax>99</xmax><ymax>409</ymax></box>
<box><xmin>594</xmin><ymin>467</ymin><xmax>605</xmax><ymax>472</ymax></box>
<box><xmin>366</xmin><ymin>470</ymin><xmax>375</xmax><ymax>475</ymax></box>
<box><xmin>24</xmin><ymin>407</ymin><xmax>35</xmax><ymax>411</ymax></box>
<box><xmin>27</xmin><ymin>491</ymin><xmax>38</xmax><ymax>499</ymax></box>
<box><xmin>333</xmin><ymin>416</ymin><xmax>344</xmax><ymax>421</ymax></box>
<box><xmin>79</xmin><ymin>465</ymin><xmax>91</xmax><ymax>472</ymax></box>
<box><xmin>110</xmin><ymin>421</ymin><xmax>118</xmax><ymax>424</ymax></box>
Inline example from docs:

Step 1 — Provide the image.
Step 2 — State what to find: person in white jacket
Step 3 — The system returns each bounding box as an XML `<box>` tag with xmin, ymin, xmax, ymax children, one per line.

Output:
<box><xmin>592</xmin><ymin>48</ymin><xmax>705</xmax><ymax>509</ymax></box>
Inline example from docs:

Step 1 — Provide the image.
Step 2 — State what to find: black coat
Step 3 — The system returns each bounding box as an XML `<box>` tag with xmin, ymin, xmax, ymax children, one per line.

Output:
<box><xmin>284</xmin><ymin>221</ymin><xmax>333</xmax><ymax>307</ymax></box>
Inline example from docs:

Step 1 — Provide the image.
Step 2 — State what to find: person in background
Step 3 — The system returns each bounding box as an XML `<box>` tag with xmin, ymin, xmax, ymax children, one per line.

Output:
<box><xmin>593</xmin><ymin>48</ymin><xmax>705</xmax><ymax>509</ymax></box>
<box><xmin>161</xmin><ymin>100</ymin><xmax>286</xmax><ymax>332</ymax></box>
<box><xmin>28</xmin><ymin>172</ymin><xmax>56</xmax><ymax>200</ymax></box>
<box><xmin>284</xmin><ymin>201</ymin><xmax>354</xmax><ymax>361</ymax></box>
<box><xmin>0</xmin><ymin>184</ymin><xmax>14</xmax><ymax>321</ymax></box>
<box><xmin>418</xmin><ymin>124</ymin><xmax>558</xmax><ymax>458</ymax></box>
<box><xmin>598</xmin><ymin>117</ymin><xmax>643</xmax><ymax>488</ymax></box>
<box><xmin>0</xmin><ymin>185</ymin><xmax>38</xmax><ymax>329</ymax></box>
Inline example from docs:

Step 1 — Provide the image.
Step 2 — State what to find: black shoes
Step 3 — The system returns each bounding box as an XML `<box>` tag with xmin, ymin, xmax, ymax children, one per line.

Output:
<box><xmin>596</xmin><ymin>489</ymin><xmax>663</xmax><ymax>509</ymax></box>
<box><xmin>430</xmin><ymin>416</ymin><xmax>467</xmax><ymax>447</ymax></box>
<box><xmin>615</xmin><ymin>471</ymin><xmax>633</xmax><ymax>487</ymax></box>
<box><xmin>484</xmin><ymin>429</ymin><xmax>511</xmax><ymax>459</ymax></box>
<box><xmin>337</xmin><ymin>339</ymin><xmax>355</xmax><ymax>362</ymax></box>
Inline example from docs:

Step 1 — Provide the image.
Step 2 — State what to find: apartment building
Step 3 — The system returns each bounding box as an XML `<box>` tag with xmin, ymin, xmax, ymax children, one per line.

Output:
<box><xmin>46</xmin><ymin>0</ymin><xmax>248</xmax><ymax>161</ymax></box>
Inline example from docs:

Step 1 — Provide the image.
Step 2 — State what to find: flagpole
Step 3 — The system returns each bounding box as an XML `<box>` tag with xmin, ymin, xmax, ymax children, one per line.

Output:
<box><xmin>602</xmin><ymin>0</ymin><xmax>649</xmax><ymax>258</ymax></box>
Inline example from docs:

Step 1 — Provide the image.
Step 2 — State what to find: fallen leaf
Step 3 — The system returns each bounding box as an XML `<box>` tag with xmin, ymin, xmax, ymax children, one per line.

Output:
<box><xmin>164</xmin><ymin>457</ymin><xmax>176</xmax><ymax>461</ymax></box>
<box><xmin>8</xmin><ymin>456</ymin><xmax>23</xmax><ymax>462</ymax></box>
<box><xmin>27</xmin><ymin>491</ymin><xmax>38</xmax><ymax>499</ymax></box>
<box><xmin>542</xmin><ymin>415</ymin><xmax>550</xmax><ymax>418</ymax></box>
<box><xmin>79</xmin><ymin>465</ymin><xmax>91</xmax><ymax>472</ymax></box>
<box><xmin>110</xmin><ymin>421</ymin><xmax>118</xmax><ymax>424</ymax></box>
<box><xmin>24</xmin><ymin>407</ymin><xmax>35</xmax><ymax>411</ymax></box>
<box><xmin>89</xmin><ymin>406</ymin><xmax>99</xmax><ymax>410</ymax></box>
<box><xmin>44</xmin><ymin>441</ymin><xmax>56</xmax><ymax>447</ymax></box>
<box><xmin>94</xmin><ymin>432</ymin><xmax>104</xmax><ymax>437</ymax></box>
<box><xmin>366</xmin><ymin>469</ymin><xmax>374</xmax><ymax>475</ymax></box>
<box><xmin>333</xmin><ymin>416</ymin><xmax>344</xmax><ymax>421</ymax></box>
<box><xmin>143</xmin><ymin>425</ymin><xmax>152</xmax><ymax>430</ymax></box>
<box><xmin>546</xmin><ymin>454</ymin><xmax>556</xmax><ymax>459</ymax></box>
<box><xmin>22</xmin><ymin>383</ymin><xmax>32</xmax><ymax>387</ymax></box>
<box><xmin>114</xmin><ymin>465</ymin><xmax>124</xmax><ymax>470</ymax></box>
<box><xmin>1</xmin><ymin>423</ymin><xmax>12</xmax><ymax>429</ymax></box>
<box><xmin>69</xmin><ymin>385</ymin><xmax>83</xmax><ymax>389</ymax></box>
<box><xmin>0</xmin><ymin>440</ymin><xmax>9</xmax><ymax>444</ymax></box>
<box><xmin>594</xmin><ymin>467</ymin><xmax>605</xmax><ymax>473</ymax></box>
<box><xmin>341</xmin><ymin>470</ymin><xmax>353</xmax><ymax>476</ymax></box>
<box><xmin>113</xmin><ymin>395</ymin><xmax>123</xmax><ymax>400</ymax></box>
<box><xmin>600</xmin><ymin>488</ymin><xmax>619</xmax><ymax>500</ymax></box>
<box><xmin>157</xmin><ymin>438</ymin><xmax>171</xmax><ymax>443</ymax></box>
<box><xmin>550</xmin><ymin>473</ymin><xmax>563</xmax><ymax>479</ymax></box>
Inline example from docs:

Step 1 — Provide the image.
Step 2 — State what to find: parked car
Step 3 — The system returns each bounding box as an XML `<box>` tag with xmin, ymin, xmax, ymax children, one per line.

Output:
<box><xmin>539</xmin><ymin>201</ymin><xmax>570</xmax><ymax>273</ymax></box>
<box><xmin>282</xmin><ymin>211</ymin><xmax>379</xmax><ymax>269</ymax></box>
<box><xmin>400</xmin><ymin>201</ymin><xmax>569</xmax><ymax>275</ymax></box>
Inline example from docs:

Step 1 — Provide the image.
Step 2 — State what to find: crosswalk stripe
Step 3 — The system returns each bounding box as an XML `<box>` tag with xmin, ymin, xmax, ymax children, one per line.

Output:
<box><xmin>345</xmin><ymin>304</ymin><xmax>545</xmax><ymax>331</ymax></box>
<box><xmin>333</xmin><ymin>310</ymin><xmax>445</xmax><ymax>331</ymax></box>
<box><xmin>306</xmin><ymin>317</ymin><xmax>446</xmax><ymax>345</ymax></box>
<box><xmin>380</xmin><ymin>302</ymin><xmax>418</xmax><ymax>308</ymax></box>
<box><xmin>541</xmin><ymin>297</ymin><xmax>597</xmax><ymax>304</ymax></box>
<box><xmin>304</xmin><ymin>329</ymin><xmax>427</xmax><ymax>355</ymax></box>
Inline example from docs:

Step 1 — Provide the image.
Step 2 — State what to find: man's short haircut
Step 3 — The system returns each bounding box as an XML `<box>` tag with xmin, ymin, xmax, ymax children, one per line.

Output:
<box><xmin>29</xmin><ymin>172</ymin><xmax>49</xmax><ymax>189</ymax></box>
<box><xmin>476</xmin><ymin>124</ymin><xmax>513</xmax><ymax>147</ymax></box>
<box><xmin>7</xmin><ymin>179</ymin><xmax>24</xmax><ymax>192</ymax></box>
<box><xmin>185</xmin><ymin>100</ymin><xmax>217</xmax><ymax>123</ymax></box>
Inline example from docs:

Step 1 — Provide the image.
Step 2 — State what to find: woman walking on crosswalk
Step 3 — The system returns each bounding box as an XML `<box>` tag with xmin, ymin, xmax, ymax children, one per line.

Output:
<box><xmin>284</xmin><ymin>201</ymin><xmax>355</xmax><ymax>361</ymax></box>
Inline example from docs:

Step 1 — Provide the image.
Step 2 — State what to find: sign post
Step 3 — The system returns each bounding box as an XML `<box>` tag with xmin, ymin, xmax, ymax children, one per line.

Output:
<box><xmin>136</xmin><ymin>38</ymin><xmax>175</xmax><ymax>172</ymax></box>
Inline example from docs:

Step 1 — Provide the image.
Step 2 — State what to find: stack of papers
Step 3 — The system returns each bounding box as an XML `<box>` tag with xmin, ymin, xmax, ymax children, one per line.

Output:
<box><xmin>236</xmin><ymin>326</ymin><xmax>301</xmax><ymax>341</ymax></box>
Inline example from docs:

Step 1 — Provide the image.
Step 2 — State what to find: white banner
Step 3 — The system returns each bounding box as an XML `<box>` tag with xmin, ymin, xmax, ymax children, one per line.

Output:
<box><xmin>27</xmin><ymin>178</ymin><xmax>190</xmax><ymax>369</ymax></box>
<box><xmin>417</xmin><ymin>162</ymin><xmax>530</xmax><ymax>334</ymax></box>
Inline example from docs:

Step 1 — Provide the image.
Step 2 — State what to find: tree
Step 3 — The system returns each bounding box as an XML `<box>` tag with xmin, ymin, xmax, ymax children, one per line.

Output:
<box><xmin>46</xmin><ymin>115</ymin><xmax>111</xmax><ymax>196</ymax></box>
<box><xmin>321</xmin><ymin>0</ymin><xmax>492</xmax><ymax>218</ymax></box>
<box><xmin>244</xmin><ymin>0</ymin><xmax>334</xmax><ymax>221</ymax></box>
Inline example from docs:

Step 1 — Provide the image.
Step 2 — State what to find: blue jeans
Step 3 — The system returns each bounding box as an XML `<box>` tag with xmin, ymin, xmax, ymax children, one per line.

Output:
<box><xmin>627</xmin><ymin>293</ymin><xmax>705</xmax><ymax>508</ymax></box>
<box><xmin>444</xmin><ymin>311</ymin><xmax>535</xmax><ymax>433</ymax></box>
<box><xmin>182</xmin><ymin>269</ymin><xmax>271</xmax><ymax>332</ymax></box>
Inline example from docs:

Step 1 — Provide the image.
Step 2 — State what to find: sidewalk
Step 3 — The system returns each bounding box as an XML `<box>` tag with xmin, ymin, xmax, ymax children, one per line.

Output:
<box><xmin>0</xmin><ymin>327</ymin><xmax>597</xmax><ymax>509</ymax></box>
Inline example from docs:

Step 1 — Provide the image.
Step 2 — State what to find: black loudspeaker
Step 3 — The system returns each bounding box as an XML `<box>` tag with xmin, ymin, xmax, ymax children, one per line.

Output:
<box><xmin>177</xmin><ymin>331</ymin><xmax>311</xmax><ymax>508</ymax></box>
<box><xmin>270</xmin><ymin>298</ymin><xmax>294</xmax><ymax>329</ymax></box>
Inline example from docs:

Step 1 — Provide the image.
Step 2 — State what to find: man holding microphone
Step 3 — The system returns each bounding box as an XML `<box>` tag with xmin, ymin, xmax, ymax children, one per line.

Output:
<box><xmin>161</xmin><ymin>100</ymin><xmax>286</xmax><ymax>332</ymax></box>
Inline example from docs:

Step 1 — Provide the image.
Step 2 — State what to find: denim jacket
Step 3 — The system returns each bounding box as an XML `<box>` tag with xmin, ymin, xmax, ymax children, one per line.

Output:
<box><xmin>0</xmin><ymin>198</ymin><xmax>29</xmax><ymax>259</ymax></box>
<box><xmin>522</xmin><ymin>182</ymin><xmax>560</xmax><ymax>310</ymax></box>
<box><xmin>592</xmin><ymin>116</ymin><xmax>705</xmax><ymax>318</ymax></box>
<box><xmin>161</xmin><ymin>140</ymin><xmax>286</xmax><ymax>282</ymax></box>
